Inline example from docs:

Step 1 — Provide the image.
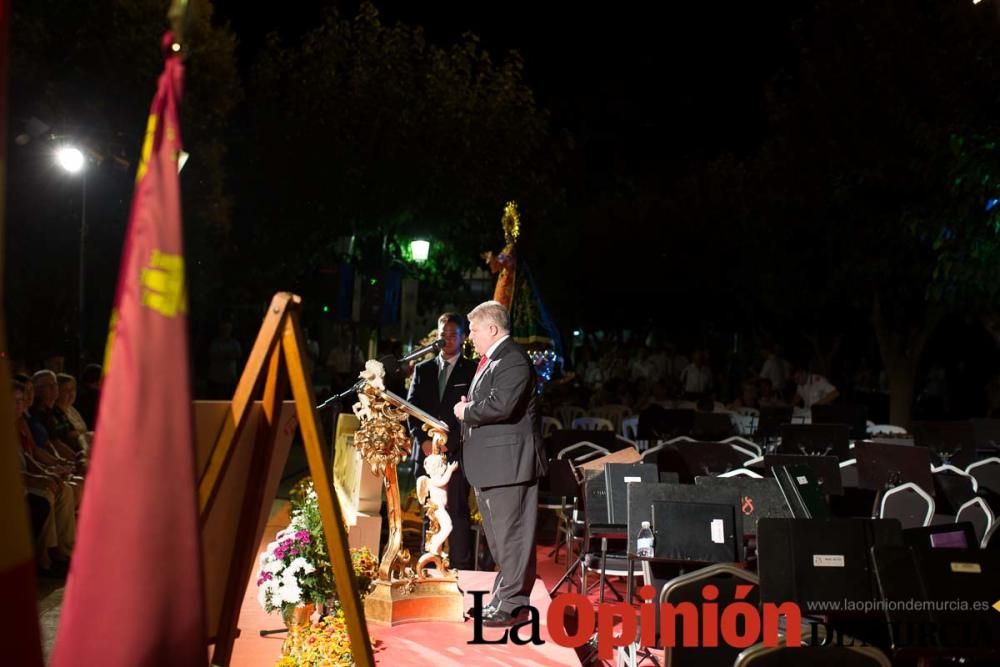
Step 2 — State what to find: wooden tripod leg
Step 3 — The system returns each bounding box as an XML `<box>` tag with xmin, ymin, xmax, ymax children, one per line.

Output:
<box><xmin>283</xmin><ymin>315</ymin><xmax>374</xmax><ymax>667</ymax></box>
<box><xmin>210</xmin><ymin>345</ymin><xmax>287</xmax><ymax>667</ymax></box>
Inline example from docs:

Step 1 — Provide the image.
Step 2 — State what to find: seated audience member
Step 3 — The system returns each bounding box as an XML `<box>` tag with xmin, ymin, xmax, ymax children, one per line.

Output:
<box><xmin>15</xmin><ymin>375</ymin><xmax>65</xmax><ymax>470</ymax></box>
<box><xmin>680</xmin><ymin>350</ymin><xmax>713</xmax><ymax>398</ymax></box>
<box><xmin>31</xmin><ymin>370</ymin><xmax>82</xmax><ymax>462</ymax></box>
<box><xmin>51</xmin><ymin>373</ymin><xmax>89</xmax><ymax>455</ymax></box>
<box><xmin>759</xmin><ymin>346</ymin><xmax>791</xmax><ymax>395</ymax></box>
<box><xmin>13</xmin><ymin>382</ymin><xmax>75</xmax><ymax>573</ymax></box>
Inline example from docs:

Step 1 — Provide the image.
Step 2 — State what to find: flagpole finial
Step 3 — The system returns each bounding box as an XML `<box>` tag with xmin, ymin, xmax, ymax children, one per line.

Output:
<box><xmin>167</xmin><ymin>0</ymin><xmax>190</xmax><ymax>54</ymax></box>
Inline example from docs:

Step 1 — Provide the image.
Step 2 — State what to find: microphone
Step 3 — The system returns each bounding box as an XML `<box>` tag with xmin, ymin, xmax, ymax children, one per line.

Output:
<box><xmin>316</xmin><ymin>355</ymin><xmax>402</xmax><ymax>411</ymax></box>
<box><xmin>398</xmin><ymin>339</ymin><xmax>445</xmax><ymax>363</ymax></box>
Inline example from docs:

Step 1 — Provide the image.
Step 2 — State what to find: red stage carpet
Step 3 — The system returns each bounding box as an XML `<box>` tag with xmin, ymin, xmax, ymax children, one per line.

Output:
<box><xmin>229</xmin><ymin>508</ymin><xmax>581</xmax><ymax>666</ymax></box>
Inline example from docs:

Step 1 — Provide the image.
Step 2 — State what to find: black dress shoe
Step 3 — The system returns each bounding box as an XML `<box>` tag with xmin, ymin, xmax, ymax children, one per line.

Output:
<box><xmin>480</xmin><ymin>607</ymin><xmax>529</xmax><ymax>627</ymax></box>
<box><xmin>466</xmin><ymin>603</ymin><xmax>496</xmax><ymax>619</ymax></box>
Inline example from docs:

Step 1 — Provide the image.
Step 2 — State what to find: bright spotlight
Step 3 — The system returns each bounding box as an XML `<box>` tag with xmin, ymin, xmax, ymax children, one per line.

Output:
<box><xmin>56</xmin><ymin>146</ymin><xmax>85</xmax><ymax>173</ymax></box>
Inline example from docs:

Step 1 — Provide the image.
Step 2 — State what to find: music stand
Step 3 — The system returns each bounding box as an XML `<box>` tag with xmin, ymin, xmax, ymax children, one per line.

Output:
<box><xmin>853</xmin><ymin>440</ymin><xmax>933</xmax><ymax>496</ymax></box>
<box><xmin>777</xmin><ymin>424</ymin><xmax>851</xmax><ymax>460</ymax></box>
<box><xmin>764</xmin><ymin>454</ymin><xmax>843</xmax><ymax>496</ymax></box>
<box><xmin>970</xmin><ymin>418</ymin><xmax>1000</xmax><ymax>455</ymax></box>
<box><xmin>582</xmin><ymin>468</ymin><xmax>613</xmax><ymax>527</ymax></box>
<box><xmin>637</xmin><ymin>405</ymin><xmax>694</xmax><ymax>440</ymax></box>
<box><xmin>770</xmin><ymin>463</ymin><xmax>830</xmax><ymax>519</ymax></box>
<box><xmin>871</xmin><ymin>544</ymin><xmax>1000</xmax><ymax>659</ymax></box>
<box><xmin>604</xmin><ymin>462</ymin><xmax>658</xmax><ymax>525</ymax></box>
<box><xmin>626</xmin><ymin>482</ymin><xmax>741</xmax><ymax>555</ymax></box>
<box><xmin>910</xmin><ymin>420</ymin><xmax>976</xmax><ymax>467</ymax></box>
<box><xmin>757</xmin><ymin>518</ymin><xmax>903</xmax><ymax>617</ymax></box>
<box><xmin>756</xmin><ymin>406</ymin><xmax>793</xmax><ymax>441</ymax></box>
<box><xmin>811</xmin><ymin>404</ymin><xmax>869</xmax><ymax>440</ymax></box>
<box><xmin>650</xmin><ymin>499</ymin><xmax>743</xmax><ymax>563</ymax></box>
<box><xmin>695</xmin><ymin>476</ymin><xmax>793</xmax><ymax>537</ymax></box>
<box><xmin>691</xmin><ymin>412</ymin><xmax>734</xmax><ymax>440</ymax></box>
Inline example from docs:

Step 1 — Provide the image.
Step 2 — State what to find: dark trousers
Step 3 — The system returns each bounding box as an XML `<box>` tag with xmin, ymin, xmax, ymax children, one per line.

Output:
<box><xmin>477</xmin><ymin>479</ymin><xmax>538</xmax><ymax>613</ymax></box>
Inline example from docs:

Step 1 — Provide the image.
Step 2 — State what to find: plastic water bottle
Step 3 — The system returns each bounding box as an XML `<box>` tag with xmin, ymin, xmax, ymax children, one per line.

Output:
<box><xmin>636</xmin><ymin>521</ymin><xmax>654</xmax><ymax>557</ymax></box>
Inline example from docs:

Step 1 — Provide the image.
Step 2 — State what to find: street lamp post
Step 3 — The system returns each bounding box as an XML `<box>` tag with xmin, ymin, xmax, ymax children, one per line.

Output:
<box><xmin>55</xmin><ymin>146</ymin><xmax>87</xmax><ymax>371</ymax></box>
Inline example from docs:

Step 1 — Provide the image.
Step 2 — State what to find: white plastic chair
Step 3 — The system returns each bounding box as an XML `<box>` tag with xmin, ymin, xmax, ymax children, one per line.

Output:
<box><xmin>621</xmin><ymin>414</ymin><xmax>639</xmax><ymax>440</ymax></box>
<box><xmin>593</xmin><ymin>404</ymin><xmax>632</xmax><ymax>433</ymax></box>
<box><xmin>554</xmin><ymin>405</ymin><xmax>586</xmax><ymax>429</ymax></box>
<box><xmin>541</xmin><ymin>416</ymin><xmax>563</xmax><ymax>438</ymax></box>
<box><xmin>556</xmin><ymin>440</ymin><xmax>610</xmax><ymax>461</ymax></box>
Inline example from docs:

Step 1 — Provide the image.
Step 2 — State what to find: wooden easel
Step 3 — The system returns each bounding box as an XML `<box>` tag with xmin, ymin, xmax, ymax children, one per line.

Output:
<box><xmin>198</xmin><ymin>292</ymin><xmax>373</xmax><ymax>667</ymax></box>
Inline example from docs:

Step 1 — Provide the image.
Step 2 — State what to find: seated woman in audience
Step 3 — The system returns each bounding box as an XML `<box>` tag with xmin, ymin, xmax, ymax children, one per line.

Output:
<box><xmin>15</xmin><ymin>375</ymin><xmax>68</xmax><ymax>470</ymax></box>
<box><xmin>22</xmin><ymin>373</ymin><xmax>86</xmax><ymax>507</ymax></box>
<box><xmin>13</xmin><ymin>382</ymin><xmax>76</xmax><ymax>573</ymax></box>
<box><xmin>31</xmin><ymin>370</ymin><xmax>84</xmax><ymax>464</ymax></box>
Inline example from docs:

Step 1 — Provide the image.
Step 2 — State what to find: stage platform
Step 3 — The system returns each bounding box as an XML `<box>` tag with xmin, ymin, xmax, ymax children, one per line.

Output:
<box><xmin>229</xmin><ymin>508</ymin><xmax>581</xmax><ymax>666</ymax></box>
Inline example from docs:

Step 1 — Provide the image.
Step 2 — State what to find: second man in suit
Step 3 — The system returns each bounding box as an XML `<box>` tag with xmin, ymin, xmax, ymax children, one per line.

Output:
<box><xmin>406</xmin><ymin>312</ymin><xmax>477</xmax><ymax>570</ymax></box>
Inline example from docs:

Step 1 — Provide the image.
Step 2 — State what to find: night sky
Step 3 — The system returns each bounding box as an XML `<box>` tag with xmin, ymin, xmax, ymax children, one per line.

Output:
<box><xmin>9</xmin><ymin>0</ymin><xmax>1000</xmax><ymax>416</ymax></box>
<box><xmin>213</xmin><ymin>1</ymin><xmax>798</xmax><ymax>174</ymax></box>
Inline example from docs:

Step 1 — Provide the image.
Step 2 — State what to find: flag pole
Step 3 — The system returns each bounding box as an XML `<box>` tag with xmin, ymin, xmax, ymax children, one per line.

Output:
<box><xmin>168</xmin><ymin>0</ymin><xmax>190</xmax><ymax>52</ymax></box>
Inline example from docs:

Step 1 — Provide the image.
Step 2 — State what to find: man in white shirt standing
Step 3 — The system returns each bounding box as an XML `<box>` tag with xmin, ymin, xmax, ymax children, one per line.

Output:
<box><xmin>792</xmin><ymin>367</ymin><xmax>840</xmax><ymax>409</ymax></box>
<box><xmin>759</xmin><ymin>346</ymin><xmax>792</xmax><ymax>394</ymax></box>
<box><xmin>680</xmin><ymin>350</ymin><xmax>713</xmax><ymax>397</ymax></box>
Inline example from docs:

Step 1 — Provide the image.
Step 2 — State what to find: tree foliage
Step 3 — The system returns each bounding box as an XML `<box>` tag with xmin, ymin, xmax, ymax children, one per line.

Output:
<box><xmin>7</xmin><ymin>0</ymin><xmax>241</xmax><ymax>361</ymax></box>
<box><xmin>661</xmin><ymin>0</ymin><xmax>1000</xmax><ymax>424</ymax></box>
<box><xmin>237</xmin><ymin>1</ymin><xmax>561</xmax><ymax>295</ymax></box>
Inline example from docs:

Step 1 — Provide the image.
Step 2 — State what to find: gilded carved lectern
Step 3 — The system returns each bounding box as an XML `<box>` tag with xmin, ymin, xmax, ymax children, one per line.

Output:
<box><xmin>350</xmin><ymin>360</ymin><xmax>465</xmax><ymax>625</ymax></box>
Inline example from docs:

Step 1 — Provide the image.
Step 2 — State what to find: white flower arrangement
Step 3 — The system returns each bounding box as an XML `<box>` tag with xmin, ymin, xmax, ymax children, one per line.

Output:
<box><xmin>256</xmin><ymin>511</ymin><xmax>328</xmax><ymax>616</ymax></box>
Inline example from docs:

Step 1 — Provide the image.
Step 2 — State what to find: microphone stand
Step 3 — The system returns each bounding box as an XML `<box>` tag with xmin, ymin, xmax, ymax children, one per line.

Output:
<box><xmin>316</xmin><ymin>378</ymin><xmax>366</xmax><ymax>413</ymax></box>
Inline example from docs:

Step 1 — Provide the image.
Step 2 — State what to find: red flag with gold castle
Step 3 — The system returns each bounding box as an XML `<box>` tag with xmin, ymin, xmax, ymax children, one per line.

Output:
<box><xmin>51</xmin><ymin>33</ymin><xmax>206</xmax><ymax>666</ymax></box>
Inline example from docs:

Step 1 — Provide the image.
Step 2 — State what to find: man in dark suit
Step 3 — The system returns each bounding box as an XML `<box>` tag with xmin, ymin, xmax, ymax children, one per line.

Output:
<box><xmin>406</xmin><ymin>312</ymin><xmax>477</xmax><ymax>570</ymax></box>
<box><xmin>454</xmin><ymin>301</ymin><xmax>546</xmax><ymax>626</ymax></box>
